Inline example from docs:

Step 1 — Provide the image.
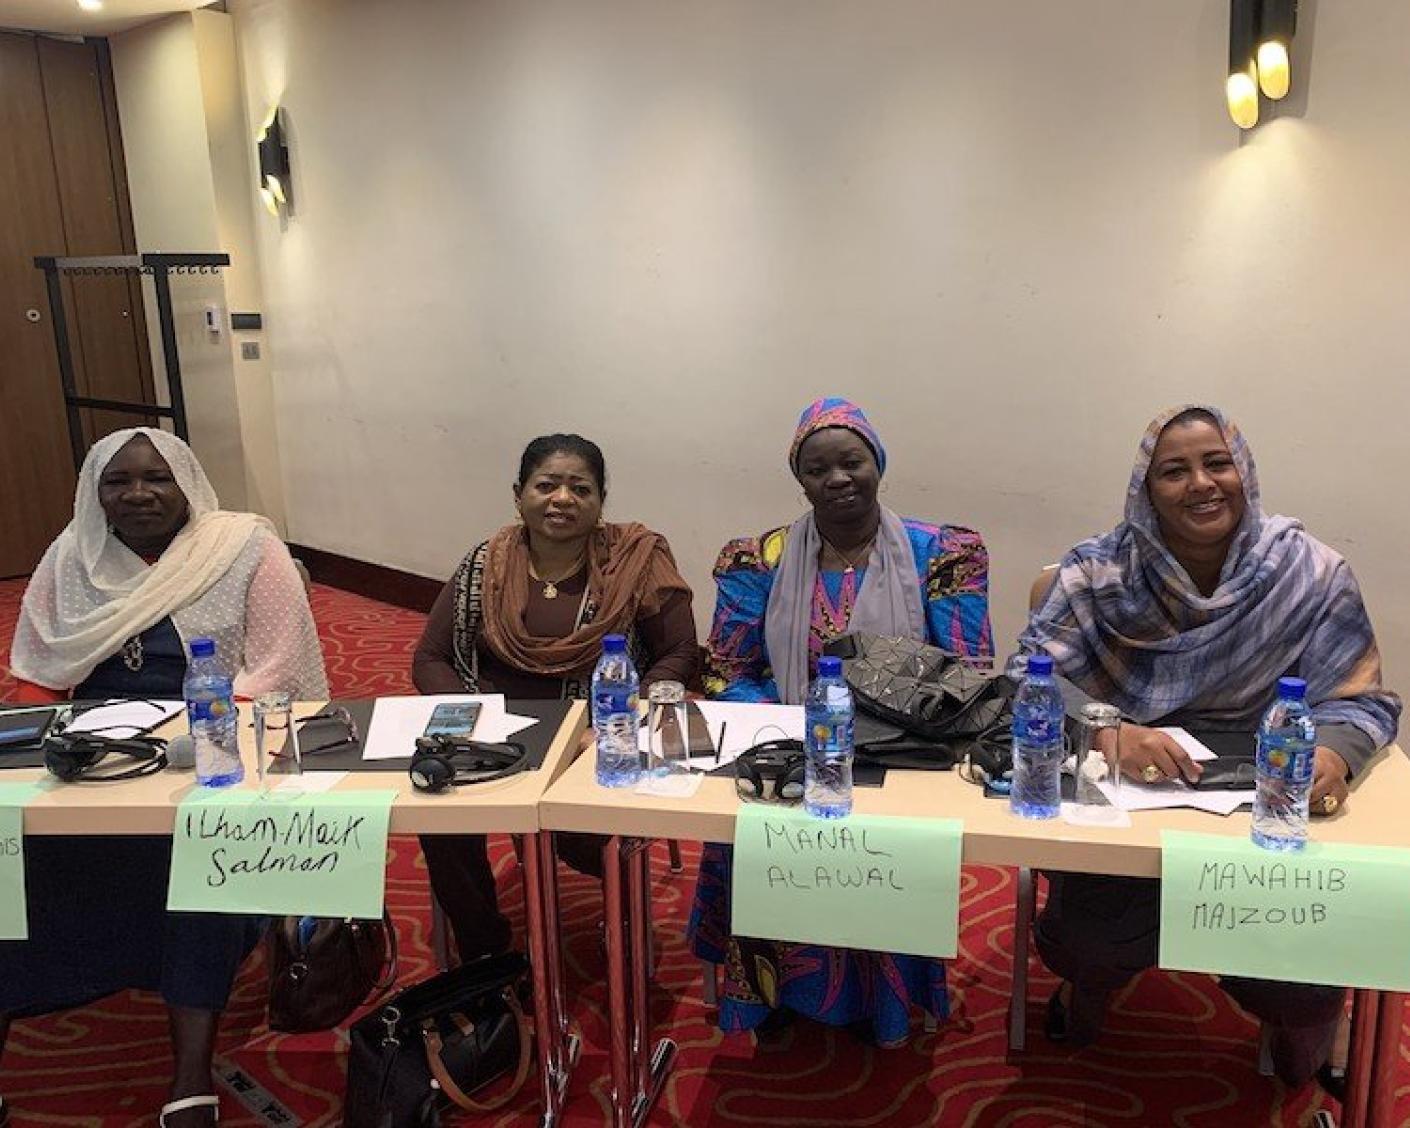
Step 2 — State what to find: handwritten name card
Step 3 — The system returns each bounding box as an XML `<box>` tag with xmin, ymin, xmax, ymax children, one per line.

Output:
<box><xmin>1159</xmin><ymin>830</ymin><xmax>1410</xmax><ymax>991</ymax></box>
<box><xmin>731</xmin><ymin>804</ymin><xmax>962</xmax><ymax>959</ymax></box>
<box><xmin>0</xmin><ymin>783</ymin><xmax>46</xmax><ymax>940</ymax></box>
<box><xmin>168</xmin><ymin>788</ymin><xmax>397</xmax><ymax>919</ymax></box>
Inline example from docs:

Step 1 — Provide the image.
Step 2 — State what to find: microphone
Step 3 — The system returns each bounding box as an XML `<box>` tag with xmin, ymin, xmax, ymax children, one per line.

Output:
<box><xmin>165</xmin><ymin>733</ymin><xmax>196</xmax><ymax>769</ymax></box>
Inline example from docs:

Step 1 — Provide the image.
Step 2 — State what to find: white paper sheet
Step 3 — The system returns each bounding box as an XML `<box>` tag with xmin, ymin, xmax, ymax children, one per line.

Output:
<box><xmin>273</xmin><ymin>770</ymin><xmax>349</xmax><ymax>794</ymax></box>
<box><xmin>1061</xmin><ymin>801</ymin><xmax>1133</xmax><ymax>828</ymax></box>
<box><xmin>686</xmin><ymin>702</ymin><xmax>806</xmax><ymax>770</ymax></box>
<box><xmin>361</xmin><ymin>695</ymin><xmax>538</xmax><ymax>760</ymax></box>
<box><xmin>66</xmin><ymin>699</ymin><xmax>184</xmax><ymax>739</ymax></box>
<box><xmin>633</xmin><ymin>771</ymin><xmax>704</xmax><ymax>798</ymax></box>
<box><xmin>1154</xmin><ymin>727</ymin><xmax>1218</xmax><ymax>762</ymax></box>
<box><xmin>1097</xmin><ymin>777</ymin><xmax>1253</xmax><ymax>816</ymax></box>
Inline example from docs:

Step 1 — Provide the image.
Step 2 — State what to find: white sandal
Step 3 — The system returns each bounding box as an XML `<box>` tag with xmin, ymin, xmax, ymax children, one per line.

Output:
<box><xmin>159</xmin><ymin>1094</ymin><xmax>219</xmax><ymax>1126</ymax></box>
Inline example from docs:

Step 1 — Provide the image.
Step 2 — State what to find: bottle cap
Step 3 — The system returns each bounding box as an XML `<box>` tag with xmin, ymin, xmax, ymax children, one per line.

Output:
<box><xmin>189</xmin><ymin>638</ymin><xmax>216</xmax><ymax>658</ymax></box>
<box><xmin>602</xmin><ymin>634</ymin><xmax>627</xmax><ymax>654</ymax></box>
<box><xmin>1026</xmin><ymin>654</ymin><xmax>1054</xmax><ymax>677</ymax></box>
<box><xmin>817</xmin><ymin>656</ymin><xmax>843</xmax><ymax>678</ymax></box>
<box><xmin>1277</xmin><ymin>676</ymin><xmax>1307</xmax><ymax>700</ymax></box>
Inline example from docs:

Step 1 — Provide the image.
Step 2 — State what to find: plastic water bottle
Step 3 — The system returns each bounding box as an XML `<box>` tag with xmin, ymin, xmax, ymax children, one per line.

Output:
<box><xmin>804</xmin><ymin>656</ymin><xmax>854</xmax><ymax>819</ymax></box>
<box><xmin>1010</xmin><ymin>654</ymin><xmax>1064</xmax><ymax>819</ymax></box>
<box><xmin>1252</xmin><ymin>676</ymin><xmax>1316</xmax><ymax>852</ymax></box>
<box><xmin>592</xmin><ymin>634</ymin><xmax>640</xmax><ymax>788</ymax></box>
<box><xmin>184</xmin><ymin>637</ymin><xmax>243</xmax><ymax>788</ymax></box>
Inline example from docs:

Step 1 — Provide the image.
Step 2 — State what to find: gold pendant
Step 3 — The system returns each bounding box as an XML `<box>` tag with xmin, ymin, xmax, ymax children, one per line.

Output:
<box><xmin>543</xmin><ymin>581</ymin><xmax>559</xmax><ymax>599</ymax></box>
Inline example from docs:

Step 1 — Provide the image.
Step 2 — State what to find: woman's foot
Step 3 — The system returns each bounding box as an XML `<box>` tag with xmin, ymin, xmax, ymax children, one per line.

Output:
<box><xmin>1267</xmin><ymin>1018</ymin><xmax>1340</xmax><ymax>1088</ymax></box>
<box><xmin>1045</xmin><ymin>981</ymin><xmax>1109</xmax><ymax>1047</ymax></box>
<box><xmin>159</xmin><ymin>1094</ymin><xmax>219</xmax><ymax>1127</ymax></box>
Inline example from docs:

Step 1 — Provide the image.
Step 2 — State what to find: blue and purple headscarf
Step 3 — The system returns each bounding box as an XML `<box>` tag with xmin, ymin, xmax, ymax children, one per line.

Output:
<box><xmin>1020</xmin><ymin>404</ymin><xmax>1399</xmax><ymax>757</ymax></box>
<box><xmin>789</xmin><ymin>397</ymin><xmax>887</xmax><ymax>476</ymax></box>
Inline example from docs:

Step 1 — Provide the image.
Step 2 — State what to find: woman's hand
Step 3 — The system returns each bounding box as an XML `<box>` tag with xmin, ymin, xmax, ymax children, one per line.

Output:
<box><xmin>1310</xmin><ymin>746</ymin><xmax>1350</xmax><ymax>816</ymax></box>
<box><xmin>1113</xmin><ymin>723</ymin><xmax>1204</xmax><ymax>785</ymax></box>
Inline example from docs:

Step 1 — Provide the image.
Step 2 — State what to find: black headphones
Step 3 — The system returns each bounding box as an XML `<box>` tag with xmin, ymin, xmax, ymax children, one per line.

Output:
<box><xmin>735</xmin><ymin>739</ymin><xmax>807</xmax><ymax>804</ymax></box>
<box><xmin>409</xmin><ymin>736</ymin><xmax>531</xmax><ymax>793</ymax></box>
<box><xmin>43</xmin><ymin>732</ymin><xmax>168</xmax><ymax>783</ymax></box>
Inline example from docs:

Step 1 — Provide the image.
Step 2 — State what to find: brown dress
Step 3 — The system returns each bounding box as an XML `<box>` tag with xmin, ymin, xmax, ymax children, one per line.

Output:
<box><xmin>412</xmin><ymin>553</ymin><xmax>699</xmax><ymax>961</ymax></box>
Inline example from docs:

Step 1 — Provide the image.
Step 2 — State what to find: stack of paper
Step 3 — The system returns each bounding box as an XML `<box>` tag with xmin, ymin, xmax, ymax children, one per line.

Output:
<box><xmin>360</xmin><ymin>695</ymin><xmax>539</xmax><ymax>761</ymax></box>
<box><xmin>66</xmin><ymin>699</ymin><xmax>184</xmax><ymax>739</ymax></box>
<box><xmin>1096</xmin><ymin>727</ymin><xmax>1254</xmax><ymax>816</ymax></box>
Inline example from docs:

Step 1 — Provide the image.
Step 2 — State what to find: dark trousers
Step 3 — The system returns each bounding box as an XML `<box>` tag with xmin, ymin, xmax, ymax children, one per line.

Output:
<box><xmin>419</xmin><ymin>832</ymin><xmax>605</xmax><ymax>963</ymax></box>
<box><xmin>1036</xmin><ymin>872</ymin><xmax>1345</xmax><ymax>1085</ymax></box>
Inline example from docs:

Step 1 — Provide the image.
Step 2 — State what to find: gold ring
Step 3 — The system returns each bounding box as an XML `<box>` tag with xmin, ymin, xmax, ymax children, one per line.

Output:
<box><xmin>1141</xmin><ymin>764</ymin><xmax>1164</xmax><ymax>784</ymax></box>
<box><xmin>1321</xmin><ymin>794</ymin><xmax>1340</xmax><ymax>815</ymax></box>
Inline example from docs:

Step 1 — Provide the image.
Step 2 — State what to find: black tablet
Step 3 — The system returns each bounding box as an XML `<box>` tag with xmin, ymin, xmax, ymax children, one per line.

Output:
<box><xmin>0</xmin><ymin>707</ymin><xmax>60</xmax><ymax>754</ymax></box>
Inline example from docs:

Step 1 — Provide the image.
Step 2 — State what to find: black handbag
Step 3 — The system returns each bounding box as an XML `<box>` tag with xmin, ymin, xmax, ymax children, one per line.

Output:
<box><xmin>267</xmin><ymin>912</ymin><xmax>397</xmax><ymax>1033</ymax></box>
<box><xmin>826</xmin><ymin>634</ymin><xmax>1017</xmax><ymax>769</ymax></box>
<box><xmin>344</xmin><ymin>952</ymin><xmax>533</xmax><ymax>1128</ymax></box>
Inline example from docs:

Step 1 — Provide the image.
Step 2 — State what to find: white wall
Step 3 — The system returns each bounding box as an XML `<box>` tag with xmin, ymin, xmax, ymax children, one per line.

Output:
<box><xmin>111</xmin><ymin>10</ymin><xmax>287</xmax><ymax>527</ymax></box>
<box><xmin>192</xmin><ymin>8</ymin><xmax>288</xmax><ymax>528</ymax></box>
<box><xmin>229</xmin><ymin>0</ymin><xmax>1410</xmax><ymax>689</ymax></box>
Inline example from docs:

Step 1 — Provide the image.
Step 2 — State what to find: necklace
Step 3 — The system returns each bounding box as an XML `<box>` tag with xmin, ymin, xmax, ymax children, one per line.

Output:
<box><xmin>528</xmin><ymin>555</ymin><xmax>586</xmax><ymax>599</ymax></box>
<box><xmin>818</xmin><ymin>531</ymin><xmax>876</xmax><ymax>575</ymax></box>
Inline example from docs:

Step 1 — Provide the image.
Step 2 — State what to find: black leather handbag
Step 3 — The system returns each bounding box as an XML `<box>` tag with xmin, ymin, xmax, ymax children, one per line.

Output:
<box><xmin>826</xmin><ymin>634</ymin><xmax>1017</xmax><ymax>770</ymax></box>
<box><xmin>343</xmin><ymin>952</ymin><xmax>533</xmax><ymax>1128</ymax></box>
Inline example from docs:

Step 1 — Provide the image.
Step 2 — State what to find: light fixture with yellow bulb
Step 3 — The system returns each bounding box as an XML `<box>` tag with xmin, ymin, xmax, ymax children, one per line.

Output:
<box><xmin>77</xmin><ymin>0</ymin><xmax>104</xmax><ymax>11</ymax></box>
<box><xmin>1257</xmin><ymin>0</ymin><xmax>1296</xmax><ymax>100</ymax></box>
<box><xmin>1227</xmin><ymin>0</ymin><xmax>1260</xmax><ymax>130</ymax></box>
<box><xmin>255</xmin><ymin>106</ymin><xmax>293</xmax><ymax>217</ymax></box>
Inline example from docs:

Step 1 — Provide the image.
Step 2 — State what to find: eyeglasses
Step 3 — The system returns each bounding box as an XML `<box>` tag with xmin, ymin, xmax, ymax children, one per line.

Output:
<box><xmin>287</xmin><ymin>706</ymin><xmax>359</xmax><ymax>758</ymax></box>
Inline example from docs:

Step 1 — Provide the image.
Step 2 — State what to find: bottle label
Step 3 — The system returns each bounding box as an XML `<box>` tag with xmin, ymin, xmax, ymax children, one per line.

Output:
<box><xmin>188</xmin><ymin>696</ymin><xmax>234</xmax><ymax>724</ymax></box>
<box><xmin>1258</xmin><ymin>738</ymin><xmax>1314</xmax><ymax>783</ymax></box>
<box><xmin>593</xmin><ymin>690</ymin><xmax>637</xmax><ymax>719</ymax></box>
<box><xmin>1014</xmin><ymin>709</ymin><xmax>1061</xmax><ymax>746</ymax></box>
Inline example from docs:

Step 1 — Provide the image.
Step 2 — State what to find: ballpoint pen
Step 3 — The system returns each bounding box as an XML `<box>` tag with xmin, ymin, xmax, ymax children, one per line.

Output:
<box><xmin>716</xmin><ymin>721</ymin><xmax>726</xmax><ymax>766</ymax></box>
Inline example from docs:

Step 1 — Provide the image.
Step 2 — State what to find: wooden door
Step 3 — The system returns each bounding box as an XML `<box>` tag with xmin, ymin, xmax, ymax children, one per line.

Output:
<box><xmin>0</xmin><ymin>33</ymin><xmax>150</xmax><ymax>579</ymax></box>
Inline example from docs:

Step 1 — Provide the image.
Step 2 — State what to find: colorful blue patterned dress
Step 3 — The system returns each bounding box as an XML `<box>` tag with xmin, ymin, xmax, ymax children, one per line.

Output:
<box><xmin>688</xmin><ymin>517</ymin><xmax>991</xmax><ymax>1044</ymax></box>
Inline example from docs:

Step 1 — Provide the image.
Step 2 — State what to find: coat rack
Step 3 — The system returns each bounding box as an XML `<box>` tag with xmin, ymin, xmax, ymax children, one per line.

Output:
<box><xmin>32</xmin><ymin>252</ymin><xmax>231</xmax><ymax>472</ymax></box>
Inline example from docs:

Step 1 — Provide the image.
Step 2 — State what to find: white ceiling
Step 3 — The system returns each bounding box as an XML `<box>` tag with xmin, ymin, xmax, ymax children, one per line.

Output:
<box><xmin>0</xmin><ymin>0</ymin><xmax>214</xmax><ymax>37</ymax></box>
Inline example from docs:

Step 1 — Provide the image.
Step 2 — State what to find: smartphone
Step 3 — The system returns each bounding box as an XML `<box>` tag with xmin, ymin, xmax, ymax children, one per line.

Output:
<box><xmin>422</xmin><ymin>702</ymin><xmax>482</xmax><ymax>739</ymax></box>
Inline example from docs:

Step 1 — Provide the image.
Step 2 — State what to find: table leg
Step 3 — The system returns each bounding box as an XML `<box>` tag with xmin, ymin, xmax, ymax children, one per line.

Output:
<box><xmin>1369</xmin><ymin>991</ymin><xmax>1404</xmax><ymax>1127</ymax></box>
<box><xmin>1343</xmin><ymin>989</ymin><xmax>1381</xmax><ymax>1128</ymax></box>
<box><xmin>603</xmin><ymin>835</ymin><xmax>634</xmax><ymax>1128</ymax></box>
<box><xmin>521</xmin><ymin>831</ymin><xmax>574</xmax><ymax>1127</ymax></box>
<box><xmin>538</xmin><ymin>830</ymin><xmax>579</xmax><ymax>1075</ymax></box>
<box><xmin>1008</xmin><ymin>866</ymin><xmax>1035</xmax><ymax>1053</ymax></box>
<box><xmin>625</xmin><ymin>837</ymin><xmax>676</xmax><ymax>1127</ymax></box>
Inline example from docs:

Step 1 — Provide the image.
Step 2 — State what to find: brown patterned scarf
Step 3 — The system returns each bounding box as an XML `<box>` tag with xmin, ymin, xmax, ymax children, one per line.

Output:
<box><xmin>477</xmin><ymin>521</ymin><xmax>690</xmax><ymax>677</ymax></box>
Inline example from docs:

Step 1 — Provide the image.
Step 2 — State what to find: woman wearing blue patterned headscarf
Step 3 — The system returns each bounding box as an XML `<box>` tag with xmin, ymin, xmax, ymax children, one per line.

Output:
<box><xmin>1021</xmin><ymin>404</ymin><xmax>1400</xmax><ymax>1088</ymax></box>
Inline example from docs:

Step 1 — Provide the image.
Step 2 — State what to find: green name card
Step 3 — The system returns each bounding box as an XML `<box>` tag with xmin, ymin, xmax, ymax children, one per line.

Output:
<box><xmin>168</xmin><ymin>788</ymin><xmax>397</xmax><ymax>919</ymax></box>
<box><xmin>1159</xmin><ymin>830</ymin><xmax>1410</xmax><ymax>991</ymax></box>
<box><xmin>731</xmin><ymin>804</ymin><xmax>962</xmax><ymax>959</ymax></box>
<box><xmin>0</xmin><ymin>783</ymin><xmax>46</xmax><ymax>941</ymax></box>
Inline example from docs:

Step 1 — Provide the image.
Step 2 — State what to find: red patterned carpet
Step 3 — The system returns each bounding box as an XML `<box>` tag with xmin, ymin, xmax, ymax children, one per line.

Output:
<box><xmin>0</xmin><ymin>576</ymin><xmax>1404</xmax><ymax>1126</ymax></box>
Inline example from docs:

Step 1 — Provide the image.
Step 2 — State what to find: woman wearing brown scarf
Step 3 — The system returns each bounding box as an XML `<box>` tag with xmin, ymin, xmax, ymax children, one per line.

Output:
<box><xmin>412</xmin><ymin>433</ymin><xmax>699</xmax><ymax>959</ymax></box>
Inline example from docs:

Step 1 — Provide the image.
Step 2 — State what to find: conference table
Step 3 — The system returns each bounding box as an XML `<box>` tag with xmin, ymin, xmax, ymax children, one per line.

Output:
<box><xmin>538</xmin><ymin>720</ymin><xmax>1410</xmax><ymax>1128</ymax></box>
<box><xmin>3</xmin><ymin>697</ymin><xmax>592</xmax><ymax>1128</ymax></box>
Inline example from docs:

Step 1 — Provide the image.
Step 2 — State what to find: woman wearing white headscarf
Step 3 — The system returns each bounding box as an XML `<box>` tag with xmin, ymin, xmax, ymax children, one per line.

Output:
<box><xmin>3</xmin><ymin>428</ymin><xmax>327</xmax><ymax>1128</ymax></box>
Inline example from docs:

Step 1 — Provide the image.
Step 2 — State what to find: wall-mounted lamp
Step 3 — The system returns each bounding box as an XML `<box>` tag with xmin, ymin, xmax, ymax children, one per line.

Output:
<box><xmin>256</xmin><ymin>107</ymin><xmax>292</xmax><ymax>217</ymax></box>
<box><xmin>1227</xmin><ymin>0</ymin><xmax>1297</xmax><ymax>130</ymax></box>
<box><xmin>1257</xmin><ymin>0</ymin><xmax>1296</xmax><ymax>100</ymax></box>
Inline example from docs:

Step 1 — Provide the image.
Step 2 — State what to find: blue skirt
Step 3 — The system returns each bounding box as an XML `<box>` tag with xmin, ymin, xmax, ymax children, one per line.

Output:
<box><xmin>687</xmin><ymin>842</ymin><xmax>947</xmax><ymax>1046</ymax></box>
<box><xmin>0</xmin><ymin>836</ymin><xmax>263</xmax><ymax>1016</ymax></box>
